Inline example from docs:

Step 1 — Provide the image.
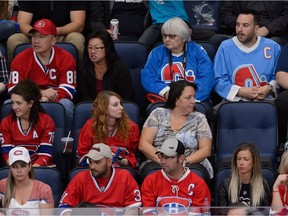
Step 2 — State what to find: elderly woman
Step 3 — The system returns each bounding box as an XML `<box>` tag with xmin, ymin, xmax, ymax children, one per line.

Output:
<box><xmin>76</xmin><ymin>30</ymin><xmax>134</xmax><ymax>103</ymax></box>
<box><xmin>218</xmin><ymin>143</ymin><xmax>271</xmax><ymax>207</ymax></box>
<box><xmin>141</xmin><ymin>17</ymin><xmax>214</xmax><ymax>108</ymax></box>
<box><xmin>139</xmin><ymin>80</ymin><xmax>213</xmax><ymax>179</ymax></box>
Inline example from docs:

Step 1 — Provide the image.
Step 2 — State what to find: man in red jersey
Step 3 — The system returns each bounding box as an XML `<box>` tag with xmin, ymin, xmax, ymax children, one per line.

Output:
<box><xmin>59</xmin><ymin>143</ymin><xmax>141</xmax><ymax>215</ymax></box>
<box><xmin>141</xmin><ymin>137</ymin><xmax>211</xmax><ymax>215</ymax></box>
<box><xmin>8</xmin><ymin>19</ymin><xmax>76</xmax><ymax>126</ymax></box>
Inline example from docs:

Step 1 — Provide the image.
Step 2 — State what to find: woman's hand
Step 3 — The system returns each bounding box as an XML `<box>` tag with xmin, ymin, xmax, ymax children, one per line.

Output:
<box><xmin>273</xmin><ymin>174</ymin><xmax>288</xmax><ymax>190</ymax></box>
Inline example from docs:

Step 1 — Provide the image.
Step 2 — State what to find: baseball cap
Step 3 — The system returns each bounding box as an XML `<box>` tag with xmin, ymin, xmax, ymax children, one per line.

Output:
<box><xmin>9</xmin><ymin>147</ymin><xmax>31</xmax><ymax>165</ymax></box>
<box><xmin>80</xmin><ymin>143</ymin><xmax>112</xmax><ymax>163</ymax></box>
<box><xmin>29</xmin><ymin>19</ymin><xmax>56</xmax><ymax>36</ymax></box>
<box><xmin>156</xmin><ymin>137</ymin><xmax>185</xmax><ymax>156</ymax></box>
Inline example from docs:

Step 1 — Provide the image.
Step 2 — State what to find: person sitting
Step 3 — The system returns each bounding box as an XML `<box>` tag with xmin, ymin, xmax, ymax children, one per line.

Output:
<box><xmin>141</xmin><ymin>137</ymin><xmax>211</xmax><ymax>215</ymax></box>
<box><xmin>6</xmin><ymin>0</ymin><xmax>86</xmax><ymax>62</ymax></box>
<box><xmin>139</xmin><ymin>80</ymin><xmax>213</xmax><ymax>180</ymax></box>
<box><xmin>138</xmin><ymin>0</ymin><xmax>189</xmax><ymax>51</ymax></box>
<box><xmin>0</xmin><ymin>146</ymin><xmax>54</xmax><ymax>214</ymax></box>
<box><xmin>0</xmin><ymin>79</ymin><xmax>55</xmax><ymax>167</ymax></box>
<box><xmin>271</xmin><ymin>151</ymin><xmax>288</xmax><ymax>214</ymax></box>
<box><xmin>77</xmin><ymin>91</ymin><xmax>139</xmax><ymax>168</ymax></box>
<box><xmin>218</xmin><ymin>142</ymin><xmax>271</xmax><ymax>207</ymax></box>
<box><xmin>76</xmin><ymin>30</ymin><xmax>134</xmax><ymax>103</ymax></box>
<box><xmin>7</xmin><ymin>19</ymin><xmax>76</xmax><ymax>127</ymax></box>
<box><xmin>59</xmin><ymin>143</ymin><xmax>141</xmax><ymax>213</ymax></box>
<box><xmin>0</xmin><ymin>0</ymin><xmax>19</xmax><ymax>43</ymax></box>
<box><xmin>213</xmin><ymin>9</ymin><xmax>280</xmax><ymax>103</ymax></box>
<box><xmin>0</xmin><ymin>50</ymin><xmax>9</xmax><ymax>106</ymax></box>
<box><xmin>141</xmin><ymin>17</ymin><xmax>214</xmax><ymax>109</ymax></box>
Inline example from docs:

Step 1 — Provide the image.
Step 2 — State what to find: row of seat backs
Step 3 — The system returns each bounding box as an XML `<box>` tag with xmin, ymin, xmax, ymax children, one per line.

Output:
<box><xmin>0</xmin><ymin>101</ymin><xmax>140</xmax><ymax>181</ymax></box>
<box><xmin>215</xmin><ymin>101</ymin><xmax>278</xmax><ymax>172</ymax></box>
<box><xmin>0</xmin><ymin>167</ymin><xmax>63</xmax><ymax>207</ymax></box>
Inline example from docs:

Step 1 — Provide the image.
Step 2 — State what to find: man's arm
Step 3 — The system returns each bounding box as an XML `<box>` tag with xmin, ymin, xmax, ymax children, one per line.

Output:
<box><xmin>17</xmin><ymin>10</ymin><xmax>33</xmax><ymax>36</ymax></box>
<box><xmin>57</xmin><ymin>10</ymin><xmax>86</xmax><ymax>35</ymax></box>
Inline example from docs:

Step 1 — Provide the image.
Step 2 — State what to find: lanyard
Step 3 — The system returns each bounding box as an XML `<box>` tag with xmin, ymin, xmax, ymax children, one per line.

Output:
<box><xmin>168</xmin><ymin>43</ymin><xmax>187</xmax><ymax>81</ymax></box>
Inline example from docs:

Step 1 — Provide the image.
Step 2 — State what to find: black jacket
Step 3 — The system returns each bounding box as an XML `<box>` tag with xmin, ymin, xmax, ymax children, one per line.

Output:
<box><xmin>75</xmin><ymin>59</ymin><xmax>134</xmax><ymax>103</ymax></box>
<box><xmin>217</xmin><ymin>177</ymin><xmax>271</xmax><ymax>207</ymax></box>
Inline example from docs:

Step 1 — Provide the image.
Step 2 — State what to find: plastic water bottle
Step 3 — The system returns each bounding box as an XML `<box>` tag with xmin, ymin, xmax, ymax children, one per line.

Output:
<box><xmin>202</xmin><ymin>197</ymin><xmax>210</xmax><ymax>216</ymax></box>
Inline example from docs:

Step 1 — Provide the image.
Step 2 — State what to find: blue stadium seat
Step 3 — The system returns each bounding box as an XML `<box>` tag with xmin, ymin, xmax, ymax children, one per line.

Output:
<box><xmin>145</xmin><ymin>101</ymin><xmax>207</xmax><ymax>118</ymax></box>
<box><xmin>216</xmin><ymin>101</ymin><xmax>278</xmax><ymax>172</ymax></box>
<box><xmin>68</xmin><ymin>166</ymin><xmax>140</xmax><ymax>185</ymax></box>
<box><xmin>114</xmin><ymin>42</ymin><xmax>148</xmax><ymax>115</ymax></box>
<box><xmin>13</xmin><ymin>42</ymin><xmax>78</xmax><ymax>62</ymax></box>
<box><xmin>72</xmin><ymin>101</ymin><xmax>141</xmax><ymax>166</ymax></box>
<box><xmin>0</xmin><ymin>102</ymin><xmax>68</xmax><ymax>181</ymax></box>
<box><xmin>197</xmin><ymin>41</ymin><xmax>217</xmax><ymax>61</ymax></box>
<box><xmin>0</xmin><ymin>44</ymin><xmax>7</xmax><ymax>59</ymax></box>
<box><xmin>214</xmin><ymin>167</ymin><xmax>276</xmax><ymax>206</ymax></box>
<box><xmin>0</xmin><ymin>167</ymin><xmax>63</xmax><ymax>207</ymax></box>
<box><xmin>140</xmin><ymin>162</ymin><xmax>210</xmax><ymax>186</ymax></box>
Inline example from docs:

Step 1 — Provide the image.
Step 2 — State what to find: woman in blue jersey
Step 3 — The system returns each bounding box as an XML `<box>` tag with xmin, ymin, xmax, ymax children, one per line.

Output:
<box><xmin>141</xmin><ymin>17</ymin><xmax>214</xmax><ymax>109</ymax></box>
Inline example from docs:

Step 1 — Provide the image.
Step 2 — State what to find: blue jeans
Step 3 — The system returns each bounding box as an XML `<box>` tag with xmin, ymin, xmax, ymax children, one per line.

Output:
<box><xmin>59</xmin><ymin>99</ymin><xmax>74</xmax><ymax>131</ymax></box>
<box><xmin>0</xmin><ymin>20</ymin><xmax>18</xmax><ymax>41</ymax></box>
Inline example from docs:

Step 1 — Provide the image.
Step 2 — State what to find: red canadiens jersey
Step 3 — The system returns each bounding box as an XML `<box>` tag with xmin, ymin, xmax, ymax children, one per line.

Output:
<box><xmin>8</xmin><ymin>46</ymin><xmax>76</xmax><ymax>101</ymax></box>
<box><xmin>59</xmin><ymin>167</ymin><xmax>142</xmax><ymax>208</ymax></box>
<box><xmin>77</xmin><ymin>119</ymin><xmax>139</xmax><ymax>167</ymax></box>
<box><xmin>141</xmin><ymin>169</ymin><xmax>211</xmax><ymax>214</ymax></box>
<box><xmin>0</xmin><ymin>113</ymin><xmax>55</xmax><ymax>166</ymax></box>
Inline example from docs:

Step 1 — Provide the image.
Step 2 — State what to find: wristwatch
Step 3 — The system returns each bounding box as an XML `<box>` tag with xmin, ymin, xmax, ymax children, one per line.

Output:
<box><xmin>267</xmin><ymin>83</ymin><xmax>273</xmax><ymax>94</ymax></box>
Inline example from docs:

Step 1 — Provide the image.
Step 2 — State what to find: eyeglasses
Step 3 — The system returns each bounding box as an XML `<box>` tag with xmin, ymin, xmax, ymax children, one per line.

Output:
<box><xmin>88</xmin><ymin>46</ymin><xmax>105</xmax><ymax>52</ymax></box>
<box><xmin>162</xmin><ymin>34</ymin><xmax>177</xmax><ymax>40</ymax></box>
<box><xmin>158</xmin><ymin>153</ymin><xmax>178</xmax><ymax>160</ymax></box>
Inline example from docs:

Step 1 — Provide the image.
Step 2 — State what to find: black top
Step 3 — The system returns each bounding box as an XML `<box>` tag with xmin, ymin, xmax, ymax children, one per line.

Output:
<box><xmin>18</xmin><ymin>0</ymin><xmax>87</xmax><ymax>27</ymax></box>
<box><xmin>76</xmin><ymin>59</ymin><xmax>134</xmax><ymax>102</ymax></box>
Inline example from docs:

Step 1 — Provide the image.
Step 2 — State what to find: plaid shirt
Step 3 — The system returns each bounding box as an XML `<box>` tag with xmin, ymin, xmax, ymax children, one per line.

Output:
<box><xmin>0</xmin><ymin>51</ymin><xmax>9</xmax><ymax>84</ymax></box>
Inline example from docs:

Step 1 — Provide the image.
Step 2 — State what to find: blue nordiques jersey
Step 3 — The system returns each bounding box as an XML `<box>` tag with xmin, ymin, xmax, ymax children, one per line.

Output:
<box><xmin>213</xmin><ymin>36</ymin><xmax>281</xmax><ymax>101</ymax></box>
<box><xmin>141</xmin><ymin>42</ymin><xmax>214</xmax><ymax>101</ymax></box>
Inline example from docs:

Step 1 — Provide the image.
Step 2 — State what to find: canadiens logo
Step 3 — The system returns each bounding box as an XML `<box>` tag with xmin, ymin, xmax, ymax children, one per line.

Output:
<box><xmin>35</xmin><ymin>21</ymin><xmax>46</xmax><ymax>28</ymax></box>
<box><xmin>233</xmin><ymin>64</ymin><xmax>267</xmax><ymax>87</ymax></box>
<box><xmin>156</xmin><ymin>196</ymin><xmax>191</xmax><ymax>215</ymax></box>
<box><xmin>13</xmin><ymin>150</ymin><xmax>24</xmax><ymax>156</ymax></box>
<box><xmin>161</xmin><ymin>62</ymin><xmax>195</xmax><ymax>83</ymax></box>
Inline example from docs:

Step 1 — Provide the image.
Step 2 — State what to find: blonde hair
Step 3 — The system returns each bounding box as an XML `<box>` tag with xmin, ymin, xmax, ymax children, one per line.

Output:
<box><xmin>278</xmin><ymin>151</ymin><xmax>288</xmax><ymax>187</ymax></box>
<box><xmin>91</xmin><ymin>90</ymin><xmax>131</xmax><ymax>142</ymax></box>
<box><xmin>229</xmin><ymin>143</ymin><xmax>265</xmax><ymax>206</ymax></box>
<box><xmin>3</xmin><ymin>163</ymin><xmax>34</xmax><ymax>207</ymax></box>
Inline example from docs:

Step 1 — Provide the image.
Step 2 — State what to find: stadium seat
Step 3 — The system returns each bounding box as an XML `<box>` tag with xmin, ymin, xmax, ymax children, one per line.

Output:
<box><xmin>0</xmin><ymin>44</ymin><xmax>7</xmax><ymax>59</ymax></box>
<box><xmin>13</xmin><ymin>42</ymin><xmax>79</xmax><ymax>62</ymax></box>
<box><xmin>0</xmin><ymin>167</ymin><xmax>63</xmax><ymax>207</ymax></box>
<box><xmin>0</xmin><ymin>102</ymin><xmax>68</xmax><ymax>181</ymax></box>
<box><xmin>145</xmin><ymin>101</ymin><xmax>207</xmax><ymax>118</ymax></box>
<box><xmin>214</xmin><ymin>167</ymin><xmax>276</xmax><ymax>206</ymax></box>
<box><xmin>215</xmin><ymin>101</ymin><xmax>278</xmax><ymax>172</ymax></box>
<box><xmin>72</xmin><ymin>101</ymin><xmax>141</xmax><ymax>166</ymax></box>
<box><xmin>140</xmin><ymin>162</ymin><xmax>210</xmax><ymax>186</ymax></box>
<box><xmin>114</xmin><ymin>41</ymin><xmax>148</xmax><ymax>115</ymax></box>
<box><xmin>68</xmin><ymin>166</ymin><xmax>140</xmax><ymax>185</ymax></box>
<box><xmin>197</xmin><ymin>41</ymin><xmax>217</xmax><ymax>61</ymax></box>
